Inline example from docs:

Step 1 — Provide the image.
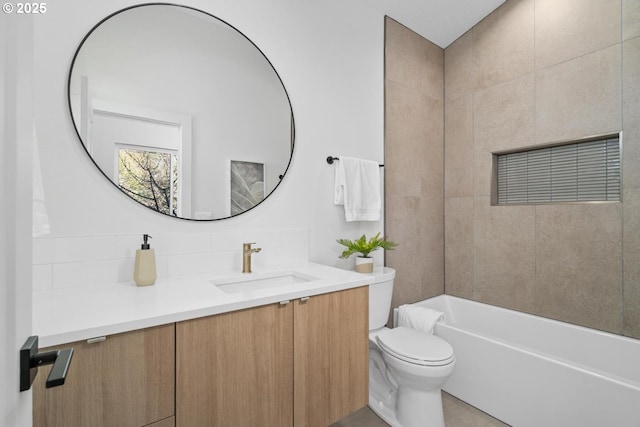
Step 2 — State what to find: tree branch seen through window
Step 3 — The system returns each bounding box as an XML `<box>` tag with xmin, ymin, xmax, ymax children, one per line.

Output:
<box><xmin>118</xmin><ymin>148</ymin><xmax>179</xmax><ymax>216</ymax></box>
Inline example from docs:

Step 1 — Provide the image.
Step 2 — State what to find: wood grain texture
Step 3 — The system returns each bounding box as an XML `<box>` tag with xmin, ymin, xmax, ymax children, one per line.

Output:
<box><xmin>294</xmin><ymin>286</ymin><xmax>369</xmax><ymax>427</ymax></box>
<box><xmin>33</xmin><ymin>324</ymin><xmax>175</xmax><ymax>427</ymax></box>
<box><xmin>144</xmin><ymin>416</ymin><xmax>175</xmax><ymax>427</ymax></box>
<box><xmin>176</xmin><ymin>303</ymin><xmax>294</xmax><ymax>427</ymax></box>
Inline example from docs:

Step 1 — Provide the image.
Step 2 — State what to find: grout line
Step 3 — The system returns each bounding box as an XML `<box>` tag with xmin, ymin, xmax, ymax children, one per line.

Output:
<box><xmin>620</xmin><ymin>0</ymin><xmax>625</xmax><ymax>333</ymax></box>
<box><xmin>471</xmin><ymin>24</ymin><xmax>477</xmax><ymax>302</ymax></box>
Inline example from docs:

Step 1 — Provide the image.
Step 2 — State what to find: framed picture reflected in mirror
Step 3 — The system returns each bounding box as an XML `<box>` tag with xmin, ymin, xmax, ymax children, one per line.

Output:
<box><xmin>229</xmin><ymin>160</ymin><xmax>265</xmax><ymax>216</ymax></box>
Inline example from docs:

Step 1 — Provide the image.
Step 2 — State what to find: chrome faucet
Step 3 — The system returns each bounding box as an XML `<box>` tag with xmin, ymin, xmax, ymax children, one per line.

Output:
<box><xmin>242</xmin><ymin>242</ymin><xmax>261</xmax><ymax>273</ymax></box>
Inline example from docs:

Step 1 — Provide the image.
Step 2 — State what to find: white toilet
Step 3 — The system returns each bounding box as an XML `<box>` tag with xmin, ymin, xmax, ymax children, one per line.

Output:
<box><xmin>367</xmin><ymin>267</ymin><xmax>455</xmax><ymax>427</ymax></box>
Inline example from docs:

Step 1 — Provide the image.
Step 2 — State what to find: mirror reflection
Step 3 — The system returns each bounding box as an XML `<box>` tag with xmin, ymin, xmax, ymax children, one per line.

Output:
<box><xmin>69</xmin><ymin>4</ymin><xmax>294</xmax><ymax>220</ymax></box>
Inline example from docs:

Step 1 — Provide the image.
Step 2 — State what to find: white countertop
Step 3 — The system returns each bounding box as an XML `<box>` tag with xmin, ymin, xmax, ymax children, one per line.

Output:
<box><xmin>33</xmin><ymin>262</ymin><xmax>372</xmax><ymax>347</ymax></box>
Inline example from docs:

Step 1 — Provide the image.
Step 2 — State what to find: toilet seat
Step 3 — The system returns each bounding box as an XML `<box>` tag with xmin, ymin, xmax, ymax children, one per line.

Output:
<box><xmin>376</xmin><ymin>326</ymin><xmax>454</xmax><ymax>366</ymax></box>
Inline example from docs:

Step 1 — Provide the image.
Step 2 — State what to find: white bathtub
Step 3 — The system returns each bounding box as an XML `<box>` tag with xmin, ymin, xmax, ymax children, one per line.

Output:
<box><xmin>412</xmin><ymin>295</ymin><xmax>640</xmax><ymax>427</ymax></box>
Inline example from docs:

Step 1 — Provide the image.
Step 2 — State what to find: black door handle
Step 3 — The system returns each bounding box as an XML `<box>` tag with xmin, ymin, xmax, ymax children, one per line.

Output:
<box><xmin>20</xmin><ymin>336</ymin><xmax>74</xmax><ymax>391</ymax></box>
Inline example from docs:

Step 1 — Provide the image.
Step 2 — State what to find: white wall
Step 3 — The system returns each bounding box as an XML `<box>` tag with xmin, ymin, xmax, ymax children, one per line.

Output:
<box><xmin>2</xmin><ymin>11</ymin><xmax>35</xmax><ymax>427</ymax></box>
<box><xmin>33</xmin><ymin>0</ymin><xmax>387</xmax><ymax>286</ymax></box>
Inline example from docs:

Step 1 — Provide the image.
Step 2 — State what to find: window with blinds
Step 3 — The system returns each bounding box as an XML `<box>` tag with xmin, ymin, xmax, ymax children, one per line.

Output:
<box><xmin>494</xmin><ymin>135</ymin><xmax>621</xmax><ymax>205</ymax></box>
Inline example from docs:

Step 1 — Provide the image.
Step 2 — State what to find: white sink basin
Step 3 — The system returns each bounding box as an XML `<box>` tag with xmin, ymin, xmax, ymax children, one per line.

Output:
<box><xmin>211</xmin><ymin>271</ymin><xmax>319</xmax><ymax>294</ymax></box>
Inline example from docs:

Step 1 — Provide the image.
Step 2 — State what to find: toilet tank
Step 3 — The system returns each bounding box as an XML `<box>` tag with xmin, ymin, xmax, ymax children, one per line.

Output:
<box><xmin>367</xmin><ymin>267</ymin><xmax>396</xmax><ymax>330</ymax></box>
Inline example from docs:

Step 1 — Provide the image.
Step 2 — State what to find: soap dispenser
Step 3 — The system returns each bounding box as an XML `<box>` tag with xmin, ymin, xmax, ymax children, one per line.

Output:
<box><xmin>134</xmin><ymin>234</ymin><xmax>156</xmax><ymax>286</ymax></box>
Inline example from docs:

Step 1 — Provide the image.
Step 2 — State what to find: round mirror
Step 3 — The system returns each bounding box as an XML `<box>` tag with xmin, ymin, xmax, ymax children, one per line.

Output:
<box><xmin>69</xmin><ymin>4</ymin><xmax>294</xmax><ymax>220</ymax></box>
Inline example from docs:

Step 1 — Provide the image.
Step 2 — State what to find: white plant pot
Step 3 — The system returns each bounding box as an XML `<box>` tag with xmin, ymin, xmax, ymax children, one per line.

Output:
<box><xmin>355</xmin><ymin>256</ymin><xmax>374</xmax><ymax>273</ymax></box>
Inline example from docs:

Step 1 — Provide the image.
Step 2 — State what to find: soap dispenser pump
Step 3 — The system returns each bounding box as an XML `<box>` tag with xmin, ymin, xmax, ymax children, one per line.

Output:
<box><xmin>134</xmin><ymin>234</ymin><xmax>156</xmax><ymax>286</ymax></box>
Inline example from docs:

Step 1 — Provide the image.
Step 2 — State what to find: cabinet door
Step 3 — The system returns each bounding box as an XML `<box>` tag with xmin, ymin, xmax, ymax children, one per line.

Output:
<box><xmin>176</xmin><ymin>303</ymin><xmax>294</xmax><ymax>427</ymax></box>
<box><xmin>33</xmin><ymin>324</ymin><xmax>175</xmax><ymax>427</ymax></box>
<box><xmin>294</xmin><ymin>286</ymin><xmax>369</xmax><ymax>427</ymax></box>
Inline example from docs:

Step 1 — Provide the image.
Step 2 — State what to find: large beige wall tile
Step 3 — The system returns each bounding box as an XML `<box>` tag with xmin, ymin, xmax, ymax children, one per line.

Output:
<box><xmin>445</xmin><ymin>95</ymin><xmax>474</xmax><ymax>197</ymax></box>
<box><xmin>423</xmin><ymin>96</ymin><xmax>444</xmax><ymax>197</ymax></box>
<box><xmin>387</xmin><ymin>196</ymin><xmax>425</xmax><ymax>307</ymax></box>
<box><xmin>385</xmin><ymin>18</ymin><xmax>444</xmax><ymax>310</ymax></box>
<box><xmin>623</xmin><ymin>0</ymin><xmax>640</xmax><ymax>41</ymax></box>
<box><xmin>422</xmin><ymin>196</ymin><xmax>444</xmax><ymax>298</ymax></box>
<box><xmin>385</xmin><ymin>31</ymin><xmax>444</xmax><ymax>202</ymax></box>
<box><xmin>473</xmin><ymin>197</ymin><xmax>536</xmax><ymax>312</ymax></box>
<box><xmin>473</xmin><ymin>0</ymin><xmax>534</xmax><ymax>90</ymax></box>
<box><xmin>385</xmin><ymin>17</ymin><xmax>444</xmax><ymax>101</ymax></box>
<box><xmin>386</xmin><ymin>195</ymin><xmax>444</xmax><ymax>308</ymax></box>
<box><xmin>623</xmin><ymin>189</ymin><xmax>640</xmax><ymax>338</ymax></box>
<box><xmin>444</xmin><ymin>197</ymin><xmax>474</xmax><ymax>298</ymax></box>
<box><xmin>622</xmin><ymin>37</ymin><xmax>639</xmax><ymax>336</ymax></box>
<box><xmin>623</xmin><ymin>37</ymin><xmax>640</xmax><ymax>189</ymax></box>
<box><xmin>473</xmin><ymin>74</ymin><xmax>535</xmax><ymax>196</ymax></box>
<box><xmin>535</xmin><ymin>203</ymin><xmax>623</xmax><ymax>333</ymax></box>
<box><xmin>535</xmin><ymin>45</ymin><xmax>622</xmax><ymax>144</ymax></box>
<box><xmin>444</xmin><ymin>30</ymin><xmax>474</xmax><ymax>100</ymax></box>
<box><xmin>385</xmin><ymin>80</ymin><xmax>442</xmax><ymax>198</ymax></box>
<box><xmin>535</xmin><ymin>0</ymin><xmax>621</xmax><ymax>69</ymax></box>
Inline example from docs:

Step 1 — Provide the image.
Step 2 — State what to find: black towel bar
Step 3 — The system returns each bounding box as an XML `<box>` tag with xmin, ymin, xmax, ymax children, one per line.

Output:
<box><xmin>326</xmin><ymin>156</ymin><xmax>384</xmax><ymax>167</ymax></box>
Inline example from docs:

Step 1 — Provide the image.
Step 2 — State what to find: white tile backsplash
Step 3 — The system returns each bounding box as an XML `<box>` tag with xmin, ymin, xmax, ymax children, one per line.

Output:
<box><xmin>33</xmin><ymin>227</ymin><xmax>309</xmax><ymax>291</ymax></box>
<box><xmin>33</xmin><ymin>238</ymin><xmax>56</xmax><ymax>265</ymax></box>
<box><xmin>54</xmin><ymin>236</ymin><xmax>118</xmax><ymax>263</ymax></box>
<box><xmin>167</xmin><ymin>251</ymin><xmax>237</xmax><ymax>277</ymax></box>
<box><xmin>115</xmin><ymin>235</ymin><xmax>144</xmax><ymax>259</ymax></box>
<box><xmin>116</xmin><ymin>258</ymin><xmax>140</xmax><ymax>283</ymax></box>
<box><xmin>153</xmin><ymin>233</ymin><xmax>212</xmax><ymax>256</ymax></box>
<box><xmin>52</xmin><ymin>260</ymin><xmax>119</xmax><ymax>289</ymax></box>
<box><xmin>212</xmin><ymin>229</ymin><xmax>282</xmax><ymax>252</ymax></box>
<box><xmin>281</xmin><ymin>227</ymin><xmax>309</xmax><ymax>249</ymax></box>
<box><xmin>32</xmin><ymin>264</ymin><xmax>53</xmax><ymax>292</ymax></box>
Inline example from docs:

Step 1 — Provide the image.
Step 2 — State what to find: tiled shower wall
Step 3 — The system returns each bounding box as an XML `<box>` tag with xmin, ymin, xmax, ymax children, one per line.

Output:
<box><xmin>384</xmin><ymin>17</ymin><xmax>445</xmax><ymax>311</ymax></box>
<box><xmin>444</xmin><ymin>0</ymin><xmax>640</xmax><ymax>338</ymax></box>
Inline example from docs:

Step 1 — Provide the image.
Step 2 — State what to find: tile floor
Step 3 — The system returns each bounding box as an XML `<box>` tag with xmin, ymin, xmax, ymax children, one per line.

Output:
<box><xmin>330</xmin><ymin>392</ymin><xmax>510</xmax><ymax>427</ymax></box>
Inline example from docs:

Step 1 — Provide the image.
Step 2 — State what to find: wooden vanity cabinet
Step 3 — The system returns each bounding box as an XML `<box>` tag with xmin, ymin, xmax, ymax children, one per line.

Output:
<box><xmin>176</xmin><ymin>301</ymin><xmax>294</xmax><ymax>427</ymax></box>
<box><xmin>294</xmin><ymin>285</ymin><xmax>369</xmax><ymax>427</ymax></box>
<box><xmin>33</xmin><ymin>324</ymin><xmax>175</xmax><ymax>427</ymax></box>
<box><xmin>175</xmin><ymin>286</ymin><xmax>368</xmax><ymax>427</ymax></box>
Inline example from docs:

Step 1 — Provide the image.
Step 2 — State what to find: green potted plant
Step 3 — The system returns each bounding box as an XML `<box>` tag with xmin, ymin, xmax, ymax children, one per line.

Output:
<box><xmin>337</xmin><ymin>232</ymin><xmax>398</xmax><ymax>273</ymax></box>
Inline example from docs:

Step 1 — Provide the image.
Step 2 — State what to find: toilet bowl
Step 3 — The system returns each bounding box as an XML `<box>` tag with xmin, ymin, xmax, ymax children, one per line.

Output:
<box><xmin>366</xmin><ymin>267</ymin><xmax>455</xmax><ymax>427</ymax></box>
<box><xmin>377</xmin><ymin>327</ymin><xmax>455</xmax><ymax>427</ymax></box>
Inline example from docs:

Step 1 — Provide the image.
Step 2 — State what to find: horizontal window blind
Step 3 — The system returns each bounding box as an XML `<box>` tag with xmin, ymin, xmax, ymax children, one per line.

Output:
<box><xmin>496</xmin><ymin>136</ymin><xmax>620</xmax><ymax>204</ymax></box>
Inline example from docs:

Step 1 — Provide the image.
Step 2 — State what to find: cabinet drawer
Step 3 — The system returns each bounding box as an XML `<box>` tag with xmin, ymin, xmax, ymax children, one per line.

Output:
<box><xmin>33</xmin><ymin>324</ymin><xmax>175</xmax><ymax>427</ymax></box>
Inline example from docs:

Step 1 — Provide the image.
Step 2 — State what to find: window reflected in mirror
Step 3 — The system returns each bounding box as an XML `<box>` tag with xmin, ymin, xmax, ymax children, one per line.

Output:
<box><xmin>118</xmin><ymin>147</ymin><xmax>179</xmax><ymax>216</ymax></box>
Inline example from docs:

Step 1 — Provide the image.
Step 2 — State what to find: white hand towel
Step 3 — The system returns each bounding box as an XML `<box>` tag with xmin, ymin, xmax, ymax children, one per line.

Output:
<box><xmin>333</xmin><ymin>156</ymin><xmax>381</xmax><ymax>222</ymax></box>
<box><xmin>397</xmin><ymin>305</ymin><xmax>444</xmax><ymax>335</ymax></box>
